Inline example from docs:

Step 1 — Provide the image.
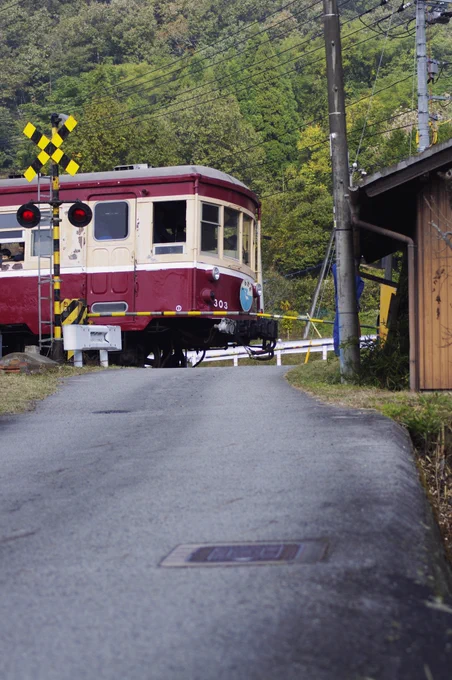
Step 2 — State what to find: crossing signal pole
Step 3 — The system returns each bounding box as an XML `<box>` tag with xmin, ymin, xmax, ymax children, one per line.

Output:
<box><xmin>20</xmin><ymin>114</ymin><xmax>91</xmax><ymax>362</ymax></box>
<box><xmin>323</xmin><ymin>0</ymin><xmax>360</xmax><ymax>379</ymax></box>
<box><xmin>50</xmin><ymin>113</ymin><xmax>63</xmax><ymax>362</ymax></box>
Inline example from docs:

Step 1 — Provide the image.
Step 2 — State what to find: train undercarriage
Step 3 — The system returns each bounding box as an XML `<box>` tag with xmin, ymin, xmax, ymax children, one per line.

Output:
<box><xmin>0</xmin><ymin>317</ymin><xmax>278</xmax><ymax>368</ymax></box>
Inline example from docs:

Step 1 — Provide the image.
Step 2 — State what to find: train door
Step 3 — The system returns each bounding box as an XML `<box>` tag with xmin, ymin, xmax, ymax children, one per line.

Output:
<box><xmin>86</xmin><ymin>194</ymin><xmax>137</xmax><ymax>315</ymax></box>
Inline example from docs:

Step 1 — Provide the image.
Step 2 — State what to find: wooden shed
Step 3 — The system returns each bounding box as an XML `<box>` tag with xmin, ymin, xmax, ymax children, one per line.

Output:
<box><xmin>353</xmin><ymin>138</ymin><xmax>452</xmax><ymax>390</ymax></box>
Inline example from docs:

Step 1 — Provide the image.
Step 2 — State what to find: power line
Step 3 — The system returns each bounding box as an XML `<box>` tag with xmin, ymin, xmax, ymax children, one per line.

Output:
<box><xmin>0</xmin><ymin>11</ymin><xmax>412</xmax><ymax>151</ymax></box>
<box><xmin>258</xmin><ymin>120</ymin><xmax>415</xmax><ymax>199</ymax></box>
<box><xmin>0</xmin><ymin>0</ymin><xmax>22</xmax><ymax>13</ymax></box>
<box><xmin>78</xmin><ymin>3</ymin><xmax>405</xmax><ymax>135</ymax></box>
<box><xmin>85</xmin><ymin>0</ymin><xmax>326</xmax><ymax>104</ymax></box>
<box><xmin>354</xmin><ymin>4</ymin><xmax>397</xmax><ymax>163</ymax></box>
<box><xmin>228</xmin><ymin>106</ymin><xmax>416</xmax><ymax>178</ymax></box>
<box><xmin>0</xmin><ymin>0</ymin><xmax>402</xmax><ymax>149</ymax></box>
<box><xmin>79</xmin><ymin>11</ymin><xmax>332</xmax><ymax>129</ymax></box>
<box><xmin>87</xmin><ymin>0</ymin><xmax>389</xmax><ymax>108</ymax></box>
<box><xmin>75</xmin><ymin>0</ymin><xmax>388</xmax><ymax>128</ymax></box>
<box><xmin>0</xmin><ymin>0</ymin><xmax>414</xmax><ymax>171</ymax></box>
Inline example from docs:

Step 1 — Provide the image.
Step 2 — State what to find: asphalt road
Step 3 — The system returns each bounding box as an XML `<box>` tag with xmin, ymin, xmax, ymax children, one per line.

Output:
<box><xmin>0</xmin><ymin>366</ymin><xmax>451</xmax><ymax>680</ymax></box>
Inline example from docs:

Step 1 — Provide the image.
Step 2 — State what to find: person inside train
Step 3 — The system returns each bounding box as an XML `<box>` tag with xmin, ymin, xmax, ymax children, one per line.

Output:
<box><xmin>12</xmin><ymin>242</ymin><xmax>25</xmax><ymax>261</ymax></box>
<box><xmin>0</xmin><ymin>246</ymin><xmax>12</xmax><ymax>266</ymax></box>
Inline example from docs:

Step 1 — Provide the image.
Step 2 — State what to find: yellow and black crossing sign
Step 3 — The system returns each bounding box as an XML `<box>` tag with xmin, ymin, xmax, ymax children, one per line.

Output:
<box><xmin>23</xmin><ymin>115</ymin><xmax>79</xmax><ymax>182</ymax></box>
<box><xmin>61</xmin><ymin>298</ymin><xmax>88</xmax><ymax>326</ymax></box>
<box><xmin>62</xmin><ymin>298</ymin><xmax>88</xmax><ymax>361</ymax></box>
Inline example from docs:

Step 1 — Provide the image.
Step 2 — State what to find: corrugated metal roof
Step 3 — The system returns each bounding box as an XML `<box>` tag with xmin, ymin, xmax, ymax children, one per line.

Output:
<box><xmin>359</xmin><ymin>138</ymin><xmax>452</xmax><ymax>197</ymax></box>
<box><xmin>0</xmin><ymin>165</ymin><xmax>251</xmax><ymax>190</ymax></box>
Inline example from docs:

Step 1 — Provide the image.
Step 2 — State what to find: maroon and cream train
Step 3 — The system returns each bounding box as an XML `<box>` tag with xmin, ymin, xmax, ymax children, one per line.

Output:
<box><xmin>0</xmin><ymin>165</ymin><xmax>277</xmax><ymax>366</ymax></box>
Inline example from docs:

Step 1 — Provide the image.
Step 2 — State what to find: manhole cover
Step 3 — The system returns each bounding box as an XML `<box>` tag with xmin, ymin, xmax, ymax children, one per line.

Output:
<box><xmin>160</xmin><ymin>540</ymin><xmax>328</xmax><ymax>567</ymax></box>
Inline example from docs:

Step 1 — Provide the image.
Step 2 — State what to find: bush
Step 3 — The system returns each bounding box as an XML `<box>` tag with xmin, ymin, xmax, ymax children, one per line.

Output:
<box><xmin>357</xmin><ymin>336</ymin><xmax>409</xmax><ymax>391</ymax></box>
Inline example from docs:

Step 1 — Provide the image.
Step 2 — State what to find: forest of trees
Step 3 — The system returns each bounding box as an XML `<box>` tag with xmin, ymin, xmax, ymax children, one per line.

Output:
<box><xmin>2</xmin><ymin>0</ymin><xmax>452</xmax><ymax>321</ymax></box>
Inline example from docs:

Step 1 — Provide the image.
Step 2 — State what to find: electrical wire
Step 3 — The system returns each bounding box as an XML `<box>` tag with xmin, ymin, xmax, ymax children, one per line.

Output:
<box><xmin>0</xmin><ymin>0</ymin><xmax>22</xmax><ymax>13</ymax></box>
<box><xmin>77</xmin><ymin>4</ymin><xmax>408</xmax><ymax>135</ymax></box>
<box><xmin>72</xmin><ymin>0</ymin><xmax>392</xmax><ymax>129</ymax></box>
<box><xmin>358</xmin><ymin>3</ymin><xmax>416</xmax><ymax>38</ymax></box>
<box><xmin>0</xmin><ymin>0</ymin><xmax>406</xmax><ymax>148</ymax></box>
<box><xmin>97</xmin><ymin>0</ymin><xmax>329</xmax><ymax>105</ymax></box>
<box><xmin>259</xmin><ymin>120</ymin><xmax>415</xmax><ymax>199</ymax></box>
<box><xmin>0</xmin><ymin>23</ymin><xmax>414</xmax><ymax>151</ymax></box>
<box><xmin>85</xmin><ymin>0</ymin><xmax>328</xmax><ymax>104</ymax></box>
<box><xmin>228</xmin><ymin>106</ymin><xmax>415</xmax><ymax>178</ymax></box>
<box><xmin>354</xmin><ymin>4</ymin><xmax>396</xmax><ymax>163</ymax></box>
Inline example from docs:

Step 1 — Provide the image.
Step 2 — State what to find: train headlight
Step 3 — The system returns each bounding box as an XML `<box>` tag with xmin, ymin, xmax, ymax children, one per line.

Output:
<box><xmin>254</xmin><ymin>283</ymin><xmax>263</xmax><ymax>297</ymax></box>
<box><xmin>208</xmin><ymin>267</ymin><xmax>220</xmax><ymax>282</ymax></box>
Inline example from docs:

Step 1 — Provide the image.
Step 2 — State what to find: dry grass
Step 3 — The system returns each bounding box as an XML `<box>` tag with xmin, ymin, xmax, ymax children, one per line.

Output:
<box><xmin>287</xmin><ymin>360</ymin><xmax>452</xmax><ymax>565</ymax></box>
<box><xmin>0</xmin><ymin>366</ymin><xmax>102</xmax><ymax>415</ymax></box>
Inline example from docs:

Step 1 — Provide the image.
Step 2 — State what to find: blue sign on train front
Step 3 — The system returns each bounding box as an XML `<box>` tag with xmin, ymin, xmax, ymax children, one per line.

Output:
<box><xmin>240</xmin><ymin>280</ymin><xmax>253</xmax><ymax>312</ymax></box>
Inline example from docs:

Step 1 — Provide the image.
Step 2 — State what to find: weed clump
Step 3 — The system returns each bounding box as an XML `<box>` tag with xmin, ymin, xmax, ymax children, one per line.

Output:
<box><xmin>356</xmin><ymin>336</ymin><xmax>409</xmax><ymax>391</ymax></box>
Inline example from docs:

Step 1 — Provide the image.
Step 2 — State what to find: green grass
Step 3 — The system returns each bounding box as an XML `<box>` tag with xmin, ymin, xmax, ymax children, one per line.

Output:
<box><xmin>0</xmin><ymin>366</ymin><xmax>102</xmax><ymax>415</ymax></box>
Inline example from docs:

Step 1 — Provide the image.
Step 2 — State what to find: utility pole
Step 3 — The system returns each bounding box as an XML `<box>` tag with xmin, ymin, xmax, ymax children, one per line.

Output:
<box><xmin>323</xmin><ymin>0</ymin><xmax>360</xmax><ymax>379</ymax></box>
<box><xmin>416</xmin><ymin>0</ymin><xmax>430</xmax><ymax>152</ymax></box>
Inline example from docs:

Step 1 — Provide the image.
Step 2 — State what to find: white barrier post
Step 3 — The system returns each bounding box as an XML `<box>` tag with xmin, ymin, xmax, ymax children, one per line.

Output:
<box><xmin>233</xmin><ymin>355</ymin><xmax>238</xmax><ymax>367</ymax></box>
<box><xmin>322</xmin><ymin>345</ymin><xmax>328</xmax><ymax>360</ymax></box>
<box><xmin>276</xmin><ymin>350</ymin><xmax>282</xmax><ymax>366</ymax></box>
<box><xmin>63</xmin><ymin>325</ymin><xmax>121</xmax><ymax>366</ymax></box>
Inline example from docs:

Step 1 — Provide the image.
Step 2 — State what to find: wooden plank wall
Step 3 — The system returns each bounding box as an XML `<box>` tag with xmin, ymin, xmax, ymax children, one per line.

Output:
<box><xmin>418</xmin><ymin>175</ymin><xmax>452</xmax><ymax>389</ymax></box>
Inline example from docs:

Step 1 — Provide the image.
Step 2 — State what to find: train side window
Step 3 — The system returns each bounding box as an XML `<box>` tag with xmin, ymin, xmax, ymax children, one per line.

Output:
<box><xmin>31</xmin><ymin>211</ymin><xmax>52</xmax><ymax>257</ymax></box>
<box><xmin>94</xmin><ymin>202</ymin><xmax>129</xmax><ymax>241</ymax></box>
<box><xmin>201</xmin><ymin>203</ymin><xmax>219</xmax><ymax>255</ymax></box>
<box><xmin>32</xmin><ymin>229</ymin><xmax>52</xmax><ymax>257</ymax></box>
<box><xmin>153</xmin><ymin>201</ymin><xmax>186</xmax><ymax>244</ymax></box>
<box><xmin>0</xmin><ymin>212</ymin><xmax>23</xmax><ymax>244</ymax></box>
<box><xmin>0</xmin><ymin>213</ymin><xmax>25</xmax><ymax>266</ymax></box>
<box><xmin>224</xmin><ymin>207</ymin><xmax>239</xmax><ymax>260</ymax></box>
<box><xmin>242</xmin><ymin>214</ymin><xmax>252</xmax><ymax>266</ymax></box>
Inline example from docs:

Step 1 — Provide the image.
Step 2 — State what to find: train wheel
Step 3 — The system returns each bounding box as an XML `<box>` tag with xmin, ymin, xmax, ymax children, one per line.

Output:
<box><xmin>161</xmin><ymin>346</ymin><xmax>187</xmax><ymax>368</ymax></box>
<box><xmin>147</xmin><ymin>344</ymin><xmax>163</xmax><ymax>368</ymax></box>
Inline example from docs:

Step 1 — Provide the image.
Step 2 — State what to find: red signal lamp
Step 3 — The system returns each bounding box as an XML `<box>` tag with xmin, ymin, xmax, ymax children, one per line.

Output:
<box><xmin>16</xmin><ymin>202</ymin><xmax>41</xmax><ymax>229</ymax></box>
<box><xmin>68</xmin><ymin>201</ymin><xmax>92</xmax><ymax>228</ymax></box>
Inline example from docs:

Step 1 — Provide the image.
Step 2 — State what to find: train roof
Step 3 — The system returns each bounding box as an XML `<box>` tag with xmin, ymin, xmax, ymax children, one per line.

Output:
<box><xmin>0</xmin><ymin>165</ymin><xmax>252</xmax><ymax>192</ymax></box>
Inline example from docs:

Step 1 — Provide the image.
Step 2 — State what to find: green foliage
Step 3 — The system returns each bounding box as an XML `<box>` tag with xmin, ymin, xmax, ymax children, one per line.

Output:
<box><xmin>357</xmin><ymin>336</ymin><xmax>409</xmax><ymax>391</ymax></box>
<box><xmin>381</xmin><ymin>393</ymin><xmax>452</xmax><ymax>453</ymax></box>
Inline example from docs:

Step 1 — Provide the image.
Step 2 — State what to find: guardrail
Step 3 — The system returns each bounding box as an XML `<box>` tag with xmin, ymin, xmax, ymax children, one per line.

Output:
<box><xmin>188</xmin><ymin>336</ymin><xmax>376</xmax><ymax>367</ymax></box>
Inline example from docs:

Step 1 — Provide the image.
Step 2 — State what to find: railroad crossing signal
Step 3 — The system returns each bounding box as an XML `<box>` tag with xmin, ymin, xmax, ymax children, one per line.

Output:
<box><xmin>16</xmin><ymin>202</ymin><xmax>41</xmax><ymax>228</ymax></box>
<box><xmin>22</xmin><ymin>115</ymin><xmax>79</xmax><ymax>182</ymax></box>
